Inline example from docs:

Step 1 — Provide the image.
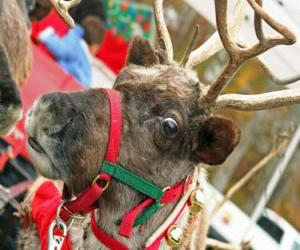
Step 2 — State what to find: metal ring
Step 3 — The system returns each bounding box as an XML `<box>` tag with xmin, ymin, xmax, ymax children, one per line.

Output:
<box><xmin>92</xmin><ymin>175</ymin><xmax>110</xmax><ymax>191</ymax></box>
<box><xmin>49</xmin><ymin>219</ymin><xmax>68</xmax><ymax>238</ymax></box>
<box><xmin>62</xmin><ymin>204</ymin><xmax>86</xmax><ymax>220</ymax></box>
<box><xmin>56</xmin><ymin>200</ymin><xmax>74</xmax><ymax>232</ymax></box>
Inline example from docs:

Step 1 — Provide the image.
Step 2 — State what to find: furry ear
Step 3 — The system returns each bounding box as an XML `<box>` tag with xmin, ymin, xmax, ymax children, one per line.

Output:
<box><xmin>191</xmin><ymin>116</ymin><xmax>241</xmax><ymax>165</ymax></box>
<box><xmin>126</xmin><ymin>36</ymin><xmax>158</xmax><ymax>66</ymax></box>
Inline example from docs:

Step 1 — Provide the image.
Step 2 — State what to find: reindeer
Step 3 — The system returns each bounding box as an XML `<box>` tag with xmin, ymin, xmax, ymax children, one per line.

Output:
<box><xmin>0</xmin><ymin>0</ymin><xmax>79</xmax><ymax>136</ymax></box>
<box><xmin>17</xmin><ymin>0</ymin><xmax>300</xmax><ymax>249</ymax></box>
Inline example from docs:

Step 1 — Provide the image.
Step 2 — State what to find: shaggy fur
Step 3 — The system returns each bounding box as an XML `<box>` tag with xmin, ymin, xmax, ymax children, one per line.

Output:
<box><xmin>0</xmin><ymin>0</ymin><xmax>53</xmax><ymax>136</ymax></box>
<box><xmin>18</xmin><ymin>37</ymin><xmax>241</xmax><ymax>249</ymax></box>
<box><xmin>0</xmin><ymin>0</ymin><xmax>31</xmax><ymax>135</ymax></box>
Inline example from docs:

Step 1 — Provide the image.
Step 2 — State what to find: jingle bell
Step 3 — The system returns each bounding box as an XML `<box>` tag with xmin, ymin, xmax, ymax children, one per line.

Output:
<box><xmin>189</xmin><ymin>190</ymin><xmax>205</xmax><ymax>213</ymax></box>
<box><xmin>166</xmin><ymin>225</ymin><xmax>183</xmax><ymax>247</ymax></box>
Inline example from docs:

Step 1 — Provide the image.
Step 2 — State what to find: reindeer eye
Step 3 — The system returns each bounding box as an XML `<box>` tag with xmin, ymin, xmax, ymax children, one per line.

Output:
<box><xmin>162</xmin><ymin>118</ymin><xmax>178</xmax><ymax>138</ymax></box>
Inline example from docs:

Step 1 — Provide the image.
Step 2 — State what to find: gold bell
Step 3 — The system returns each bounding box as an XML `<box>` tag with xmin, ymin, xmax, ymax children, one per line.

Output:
<box><xmin>189</xmin><ymin>190</ymin><xmax>205</xmax><ymax>213</ymax></box>
<box><xmin>166</xmin><ymin>225</ymin><xmax>183</xmax><ymax>247</ymax></box>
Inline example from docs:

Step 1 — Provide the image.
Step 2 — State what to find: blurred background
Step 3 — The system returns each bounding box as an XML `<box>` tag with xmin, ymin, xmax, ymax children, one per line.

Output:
<box><xmin>1</xmin><ymin>0</ymin><xmax>300</xmax><ymax>249</ymax></box>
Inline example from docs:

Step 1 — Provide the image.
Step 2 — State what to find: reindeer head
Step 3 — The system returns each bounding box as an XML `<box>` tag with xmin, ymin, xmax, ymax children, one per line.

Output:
<box><xmin>25</xmin><ymin>0</ymin><xmax>300</xmax><ymax>194</ymax></box>
<box><xmin>25</xmin><ymin>39</ymin><xmax>241</xmax><ymax>192</ymax></box>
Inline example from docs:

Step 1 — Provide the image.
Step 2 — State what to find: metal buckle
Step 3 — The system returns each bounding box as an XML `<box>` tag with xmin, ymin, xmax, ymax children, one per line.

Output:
<box><xmin>92</xmin><ymin>175</ymin><xmax>110</xmax><ymax>191</ymax></box>
<box><xmin>48</xmin><ymin>220</ymin><xmax>67</xmax><ymax>250</ymax></box>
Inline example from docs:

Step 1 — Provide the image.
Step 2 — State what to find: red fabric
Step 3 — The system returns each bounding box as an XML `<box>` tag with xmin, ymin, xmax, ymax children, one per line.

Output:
<box><xmin>119</xmin><ymin>198</ymin><xmax>153</xmax><ymax>238</ymax></box>
<box><xmin>32</xmin><ymin>181</ymin><xmax>72</xmax><ymax>250</ymax></box>
<box><xmin>91</xmin><ymin>211</ymin><xmax>129</xmax><ymax>250</ymax></box>
<box><xmin>31</xmin><ymin>11</ymin><xmax>69</xmax><ymax>59</ymax></box>
<box><xmin>103</xmin><ymin>89</ymin><xmax>123</xmax><ymax>163</ymax></box>
<box><xmin>96</xmin><ymin>30</ymin><xmax>129</xmax><ymax>74</ymax></box>
<box><xmin>60</xmin><ymin>173</ymin><xmax>111</xmax><ymax>221</ymax></box>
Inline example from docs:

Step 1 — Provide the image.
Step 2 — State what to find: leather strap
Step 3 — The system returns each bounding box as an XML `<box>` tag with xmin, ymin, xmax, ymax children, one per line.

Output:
<box><xmin>103</xmin><ymin>89</ymin><xmax>122</xmax><ymax>163</ymax></box>
<box><xmin>101</xmin><ymin>160</ymin><xmax>163</xmax><ymax>200</ymax></box>
<box><xmin>91</xmin><ymin>210</ymin><xmax>129</xmax><ymax>250</ymax></box>
<box><xmin>60</xmin><ymin>89</ymin><xmax>122</xmax><ymax>220</ymax></box>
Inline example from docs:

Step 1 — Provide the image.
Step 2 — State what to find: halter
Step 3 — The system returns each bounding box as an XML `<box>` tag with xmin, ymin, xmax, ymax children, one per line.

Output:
<box><xmin>48</xmin><ymin>88</ymin><xmax>200</xmax><ymax>250</ymax></box>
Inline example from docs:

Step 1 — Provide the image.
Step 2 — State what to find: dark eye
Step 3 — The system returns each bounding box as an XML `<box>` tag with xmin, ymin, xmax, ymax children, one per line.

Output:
<box><xmin>162</xmin><ymin>118</ymin><xmax>178</xmax><ymax>138</ymax></box>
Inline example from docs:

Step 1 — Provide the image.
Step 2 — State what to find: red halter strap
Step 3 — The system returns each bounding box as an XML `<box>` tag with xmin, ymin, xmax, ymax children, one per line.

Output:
<box><xmin>60</xmin><ymin>88</ymin><xmax>122</xmax><ymax>221</ymax></box>
<box><xmin>103</xmin><ymin>88</ymin><xmax>122</xmax><ymax>163</ymax></box>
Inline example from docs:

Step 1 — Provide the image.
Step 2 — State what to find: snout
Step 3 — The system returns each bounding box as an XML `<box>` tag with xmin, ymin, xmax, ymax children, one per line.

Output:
<box><xmin>25</xmin><ymin>93</ymin><xmax>65</xmax><ymax>179</ymax></box>
<box><xmin>25</xmin><ymin>91</ymin><xmax>85</xmax><ymax>155</ymax></box>
<box><xmin>24</xmin><ymin>90</ymin><xmax>98</xmax><ymax>181</ymax></box>
<box><xmin>25</xmin><ymin>92</ymin><xmax>67</xmax><ymax>139</ymax></box>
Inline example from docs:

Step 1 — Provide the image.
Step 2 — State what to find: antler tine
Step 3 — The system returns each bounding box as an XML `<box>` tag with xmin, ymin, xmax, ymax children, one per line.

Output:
<box><xmin>200</xmin><ymin>0</ymin><xmax>297</xmax><ymax>105</ymax></box>
<box><xmin>185</xmin><ymin>0</ymin><xmax>247</xmax><ymax>69</ymax></box>
<box><xmin>214</xmin><ymin>89</ymin><xmax>300</xmax><ymax>112</ymax></box>
<box><xmin>247</xmin><ymin>0</ymin><xmax>296</xmax><ymax>50</ymax></box>
<box><xmin>48</xmin><ymin>0</ymin><xmax>81</xmax><ymax>28</ymax></box>
<box><xmin>254</xmin><ymin>0</ymin><xmax>264</xmax><ymax>41</ymax></box>
<box><xmin>153</xmin><ymin>0</ymin><xmax>174</xmax><ymax>63</ymax></box>
<box><xmin>255</xmin><ymin>59</ymin><xmax>300</xmax><ymax>85</ymax></box>
<box><xmin>180</xmin><ymin>25</ymin><xmax>200</xmax><ymax>67</ymax></box>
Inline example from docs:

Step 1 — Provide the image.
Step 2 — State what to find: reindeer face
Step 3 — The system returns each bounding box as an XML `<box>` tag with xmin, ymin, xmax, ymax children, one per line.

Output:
<box><xmin>25</xmin><ymin>37</ymin><xmax>240</xmax><ymax>193</ymax></box>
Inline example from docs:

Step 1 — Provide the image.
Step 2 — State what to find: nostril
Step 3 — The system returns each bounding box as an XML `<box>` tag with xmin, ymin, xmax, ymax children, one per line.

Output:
<box><xmin>28</xmin><ymin>137</ymin><xmax>46</xmax><ymax>154</ymax></box>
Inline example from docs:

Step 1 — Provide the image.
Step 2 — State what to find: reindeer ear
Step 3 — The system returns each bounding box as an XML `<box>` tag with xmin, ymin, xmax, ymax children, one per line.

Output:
<box><xmin>191</xmin><ymin>116</ymin><xmax>241</xmax><ymax>165</ymax></box>
<box><xmin>126</xmin><ymin>36</ymin><xmax>158</xmax><ymax>66</ymax></box>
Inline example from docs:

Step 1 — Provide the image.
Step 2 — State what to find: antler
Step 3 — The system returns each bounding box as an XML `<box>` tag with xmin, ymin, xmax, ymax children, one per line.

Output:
<box><xmin>255</xmin><ymin>59</ymin><xmax>300</xmax><ymax>85</ymax></box>
<box><xmin>185</xmin><ymin>0</ymin><xmax>248</xmax><ymax>69</ymax></box>
<box><xmin>198</xmin><ymin>0</ymin><xmax>298</xmax><ymax>111</ymax></box>
<box><xmin>214</xmin><ymin>89</ymin><xmax>300</xmax><ymax>111</ymax></box>
<box><xmin>48</xmin><ymin>0</ymin><xmax>81</xmax><ymax>28</ymax></box>
<box><xmin>153</xmin><ymin>0</ymin><xmax>174</xmax><ymax>64</ymax></box>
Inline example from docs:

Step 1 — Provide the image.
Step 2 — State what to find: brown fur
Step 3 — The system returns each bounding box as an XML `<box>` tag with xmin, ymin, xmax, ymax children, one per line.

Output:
<box><xmin>0</xmin><ymin>0</ymin><xmax>32</xmax><ymax>86</ymax></box>
<box><xmin>0</xmin><ymin>0</ymin><xmax>32</xmax><ymax>135</ymax></box>
<box><xmin>191</xmin><ymin>116</ymin><xmax>241</xmax><ymax>165</ymax></box>
<box><xmin>0</xmin><ymin>0</ymin><xmax>53</xmax><ymax>136</ymax></box>
<box><xmin>18</xmin><ymin>37</ymin><xmax>241</xmax><ymax>249</ymax></box>
<box><xmin>126</xmin><ymin>36</ymin><xmax>159</xmax><ymax>67</ymax></box>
